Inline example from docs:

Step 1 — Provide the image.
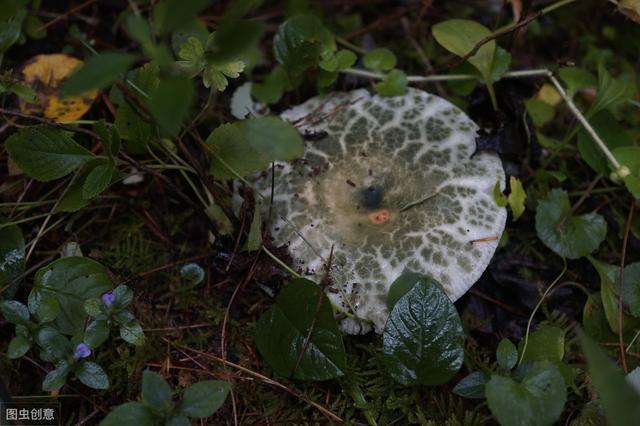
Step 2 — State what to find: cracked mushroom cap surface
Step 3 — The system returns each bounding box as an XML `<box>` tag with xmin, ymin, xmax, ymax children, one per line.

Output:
<box><xmin>254</xmin><ymin>88</ymin><xmax>507</xmax><ymax>333</ymax></box>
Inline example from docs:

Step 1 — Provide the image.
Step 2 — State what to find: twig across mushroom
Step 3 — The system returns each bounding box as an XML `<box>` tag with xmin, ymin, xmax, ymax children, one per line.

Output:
<box><xmin>253</xmin><ymin>88</ymin><xmax>507</xmax><ymax>333</ymax></box>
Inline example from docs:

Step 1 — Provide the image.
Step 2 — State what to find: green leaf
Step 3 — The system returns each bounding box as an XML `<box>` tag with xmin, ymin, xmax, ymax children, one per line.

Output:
<box><xmin>485</xmin><ymin>361</ymin><xmax>566</xmax><ymax>426</ymax></box>
<box><xmin>154</xmin><ymin>0</ymin><xmax>211</xmax><ymax>35</ymax></box>
<box><xmin>493</xmin><ymin>180</ymin><xmax>508</xmax><ymax>207</ymax></box>
<box><xmin>181</xmin><ymin>380</ymin><xmax>230</xmax><ymax>418</ymax></box>
<box><xmin>31</xmin><ymin>257</ymin><xmax>112</xmax><ymax>335</ymax></box>
<box><xmin>255</xmin><ymin>278</ymin><xmax>347</xmax><ymax>380</ymax></box>
<box><xmin>245</xmin><ymin>204</ymin><xmax>262</xmax><ymax>252</ymax></box>
<box><xmin>0</xmin><ymin>300</ymin><xmax>29</xmax><ymax>324</ymax></box>
<box><xmin>100</xmin><ymin>402</ymin><xmax>154</xmax><ymax>426</ymax></box>
<box><xmin>525</xmin><ymin>98</ymin><xmax>555</xmax><ymax>127</ymax></box>
<box><xmin>0</xmin><ymin>10</ymin><xmax>23</xmax><ymax>54</ymax></box>
<box><xmin>432</xmin><ymin>19</ymin><xmax>494</xmax><ymax>84</ymax></box>
<box><xmin>589</xmin><ymin>257</ymin><xmax>625</xmax><ymax>334</ymax></box>
<box><xmin>76</xmin><ymin>361</ymin><xmax>109</xmax><ymax>389</ymax></box>
<box><xmin>583</xmin><ymin>292</ymin><xmax>617</xmax><ymax>342</ymax></box>
<box><xmin>453</xmin><ymin>371</ymin><xmax>490</xmax><ymax>399</ymax></box>
<box><xmin>252</xmin><ymin>66</ymin><xmax>290</xmax><ymax>104</ymax></box>
<box><xmin>82</xmin><ymin>163</ymin><xmax>115</xmax><ymax>200</ymax></box>
<box><xmin>27</xmin><ymin>291</ymin><xmax>60</xmax><ymax>323</ymax></box>
<box><xmin>205</xmin><ymin>19</ymin><xmax>263</xmax><ymax>62</ymax></box>
<box><xmin>8</xmin><ymin>335</ymin><xmax>31</xmax><ymax>359</ymax></box>
<box><xmin>149</xmin><ymin>75</ymin><xmax>194</xmax><ymax>137</ymax></box>
<box><xmin>175</xmin><ymin>36</ymin><xmax>205</xmax><ymax>77</ymax></box>
<box><xmin>125</xmin><ymin>14</ymin><xmax>152</xmax><ymax>45</ymax></box>
<box><xmin>42</xmin><ymin>360</ymin><xmax>71</xmax><ymax>391</ymax></box>
<box><xmin>180</xmin><ymin>263</ymin><xmax>205</xmax><ymax>284</ymax></box>
<box><xmin>5</xmin><ymin>126</ymin><xmax>94</xmax><ymax>181</ymax></box>
<box><xmin>120</xmin><ymin>320</ymin><xmax>145</xmax><ymax>346</ymax></box>
<box><xmin>142</xmin><ymin>370</ymin><xmax>173</xmax><ymax>411</ymax></box>
<box><xmin>382</xmin><ymin>276</ymin><xmax>464</xmax><ymax>385</ymax></box>
<box><xmin>319</xmin><ymin>49</ymin><xmax>356</xmax><ymax>72</ymax></box>
<box><xmin>490</xmin><ymin>46</ymin><xmax>511</xmax><ymax>82</ymax></box>
<box><xmin>273</xmin><ymin>14</ymin><xmax>335</xmax><ymax>74</ymax></box>
<box><xmin>535</xmin><ymin>188</ymin><xmax>606</xmax><ymax>259</ymax></box>
<box><xmin>580</xmin><ymin>331</ymin><xmax>640</xmax><ymax>426</ymax></box>
<box><xmin>386</xmin><ymin>272</ymin><xmax>436</xmax><ymax>310</ymax></box>
<box><xmin>518</xmin><ymin>326</ymin><xmax>565</xmax><ymax>363</ymax></box>
<box><xmin>112</xmin><ymin>64</ymin><xmax>160</xmax><ymax>154</ymax></box>
<box><xmin>622</xmin><ymin>263</ymin><xmax>640</xmax><ymax>317</ymax></box>
<box><xmin>37</xmin><ymin>326</ymin><xmax>72</xmax><ymax>359</ymax></box>
<box><xmin>112</xmin><ymin>285</ymin><xmax>134</xmax><ymax>309</ymax></box>
<box><xmin>93</xmin><ymin>120</ymin><xmax>121</xmax><ymax>160</ymax></box>
<box><xmin>373</xmin><ymin>69</ymin><xmax>408</xmax><ymax>97</ymax></box>
<box><xmin>84</xmin><ymin>298</ymin><xmax>103</xmax><ymax>318</ymax></box>
<box><xmin>84</xmin><ymin>319</ymin><xmax>110</xmax><ymax>349</ymax></box>
<box><xmin>363</xmin><ymin>48</ymin><xmax>396</xmax><ymax>71</ymax></box>
<box><xmin>61</xmin><ymin>52</ymin><xmax>137</xmax><ymax>97</ymax></box>
<box><xmin>558</xmin><ymin>67</ymin><xmax>596</xmax><ymax>98</ymax></box>
<box><xmin>207</xmin><ymin>117</ymin><xmax>304</xmax><ymax>179</ymax></box>
<box><xmin>166</xmin><ymin>415</ymin><xmax>191</xmax><ymax>426</ymax></box>
<box><xmin>497</xmin><ymin>338</ymin><xmax>518</xmax><ymax>370</ymax></box>
<box><xmin>612</xmin><ymin>146</ymin><xmax>640</xmax><ymax>198</ymax></box>
<box><xmin>590</xmin><ymin>66</ymin><xmax>634</xmax><ymax>115</ymax></box>
<box><xmin>577</xmin><ymin>111</ymin><xmax>633</xmax><ymax>175</ymax></box>
<box><xmin>507</xmin><ymin>176</ymin><xmax>526</xmax><ymax>221</ymax></box>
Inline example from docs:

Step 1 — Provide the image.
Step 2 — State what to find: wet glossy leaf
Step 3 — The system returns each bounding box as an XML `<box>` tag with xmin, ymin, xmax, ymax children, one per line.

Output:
<box><xmin>5</xmin><ymin>126</ymin><xmax>94</xmax><ymax>181</ymax></box>
<box><xmin>31</xmin><ymin>257</ymin><xmax>111</xmax><ymax>335</ymax></box>
<box><xmin>581</xmin><ymin>331</ymin><xmax>640</xmax><ymax>426</ymax></box>
<box><xmin>61</xmin><ymin>52</ymin><xmax>137</xmax><ymax>97</ymax></box>
<box><xmin>273</xmin><ymin>14</ymin><xmax>335</xmax><ymax>74</ymax></box>
<box><xmin>382</xmin><ymin>277</ymin><xmax>464</xmax><ymax>385</ymax></box>
<box><xmin>255</xmin><ymin>278</ymin><xmax>347</xmax><ymax>380</ymax></box>
<box><xmin>77</xmin><ymin>361</ymin><xmax>109</xmax><ymax>389</ymax></box>
<box><xmin>518</xmin><ymin>326</ymin><xmax>565</xmax><ymax>363</ymax></box>
<box><xmin>486</xmin><ymin>361</ymin><xmax>566</xmax><ymax>426</ymax></box>
<box><xmin>181</xmin><ymin>380</ymin><xmax>230</xmax><ymax>418</ymax></box>
<box><xmin>120</xmin><ymin>320</ymin><xmax>145</xmax><ymax>346</ymax></box>
<box><xmin>0</xmin><ymin>300</ymin><xmax>29</xmax><ymax>324</ymax></box>
<box><xmin>453</xmin><ymin>371</ymin><xmax>490</xmax><ymax>398</ymax></box>
<box><xmin>535</xmin><ymin>188</ymin><xmax>606</xmax><ymax>259</ymax></box>
<box><xmin>207</xmin><ymin>117</ymin><xmax>304</xmax><ymax>179</ymax></box>
<box><xmin>85</xmin><ymin>319</ymin><xmax>110</xmax><ymax>349</ymax></box>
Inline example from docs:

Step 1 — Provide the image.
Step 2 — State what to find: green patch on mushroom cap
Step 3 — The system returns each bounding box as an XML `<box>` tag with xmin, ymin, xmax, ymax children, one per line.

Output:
<box><xmin>253</xmin><ymin>88</ymin><xmax>507</xmax><ymax>333</ymax></box>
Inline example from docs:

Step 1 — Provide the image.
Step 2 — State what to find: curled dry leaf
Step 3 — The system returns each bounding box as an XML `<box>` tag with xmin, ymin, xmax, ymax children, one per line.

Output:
<box><xmin>19</xmin><ymin>54</ymin><xmax>98</xmax><ymax>122</ymax></box>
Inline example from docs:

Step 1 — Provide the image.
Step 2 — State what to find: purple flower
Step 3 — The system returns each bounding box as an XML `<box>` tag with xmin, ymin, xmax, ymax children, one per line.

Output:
<box><xmin>73</xmin><ymin>343</ymin><xmax>91</xmax><ymax>360</ymax></box>
<box><xmin>101</xmin><ymin>292</ymin><xmax>116</xmax><ymax>308</ymax></box>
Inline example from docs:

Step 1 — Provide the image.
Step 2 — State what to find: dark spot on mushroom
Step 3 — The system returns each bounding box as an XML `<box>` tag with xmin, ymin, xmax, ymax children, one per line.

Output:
<box><xmin>359</xmin><ymin>185</ymin><xmax>383</xmax><ymax>210</ymax></box>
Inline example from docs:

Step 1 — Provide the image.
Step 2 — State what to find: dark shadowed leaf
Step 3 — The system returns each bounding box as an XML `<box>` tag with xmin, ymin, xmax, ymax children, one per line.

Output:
<box><xmin>149</xmin><ymin>75</ymin><xmax>194</xmax><ymax>136</ymax></box>
<box><xmin>100</xmin><ymin>402</ymin><xmax>154</xmax><ymax>426</ymax></box>
<box><xmin>453</xmin><ymin>371</ymin><xmax>490</xmax><ymax>398</ymax></box>
<box><xmin>77</xmin><ymin>361</ymin><xmax>109</xmax><ymax>389</ymax></box>
<box><xmin>181</xmin><ymin>380</ymin><xmax>230</xmax><ymax>418</ymax></box>
<box><xmin>61</xmin><ymin>52</ymin><xmax>137</xmax><ymax>97</ymax></box>
<box><xmin>497</xmin><ymin>338</ymin><xmax>518</xmax><ymax>370</ymax></box>
<box><xmin>141</xmin><ymin>370</ymin><xmax>173</xmax><ymax>411</ymax></box>
<box><xmin>273</xmin><ymin>14</ymin><xmax>335</xmax><ymax>74</ymax></box>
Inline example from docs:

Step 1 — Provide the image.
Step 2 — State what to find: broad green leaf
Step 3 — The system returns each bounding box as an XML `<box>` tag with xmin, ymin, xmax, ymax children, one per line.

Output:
<box><xmin>363</xmin><ymin>48</ymin><xmax>396</xmax><ymax>71</ymax></box>
<box><xmin>590</xmin><ymin>67</ymin><xmax>634</xmax><ymax>115</ymax></box>
<box><xmin>84</xmin><ymin>319</ymin><xmax>110</xmax><ymax>349</ymax></box>
<box><xmin>273</xmin><ymin>14</ymin><xmax>335</xmax><ymax>74</ymax></box>
<box><xmin>180</xmin><ymin>262</ymin><xmax>205</xmax><ymax>284</ymax></box>
<box><xmin>535</xmin><ymin>188</ymin><xmax>606</xmax><ymax>259</ymax></box>
<box><xmin>142</xmin><ymin>370</ymin><xmax>173</xmax><ymax>411</ymax></box>
<box><xmin>54</xmin><ymin>171</ymin><xmax>92</xmax><ymax>213</ymax></box>
<box><xmin>558</xmin><ymin>67</ymin><xmax>596</xmax><ymax>98</ymax></box>
<box><xmin>82</xmin><ymin>163</ymin><xmax>115</xmax><ymax>200</ymax></box>
<box><xmin>5</xmin><ymin>126</ymin><xmax>94</xmax><ymax>181</ymax></box>
<box><xmin>166</xmin><ymin>415</ymin><xmax>191</xmax><ymax>426</ymax></box>
<box><xmin>525</xmin><ymin>98</ymin><xmax>555</xmax><ymax>127</ymax></box>
<box><xmin>0</xmin><ymin>223</ymin><xmax>25</xmax><ymax>299</ymax></box>
<box><xmin>31</xmin><ymin>257</ymin><xmax>111</xmax><ymax>335</ymax></box>
<box><xmin>100</xmin><ymin>402</ymin><xmax>154</xmax><ymax>426</ymax></box>
<box><xmin>77</xmin><ymin>361</ymin><xmax>109</xmax><ymax>389</ymax></box>
<box><xmin>497</xmin><ymin>338</ymin><xmax>517</xmax><ymax>370</ymax></box>
<box><xmin>319</xmin><ymin>49</ymin><xmax>356</xmax><ymax>72</ymax></box>
<box><xmin>612</xmin><ymin>146</ymin><xmax>640</xmax><ymax>198</ymax></box>
<box><xmin>386</xmin><ymin>272</ymin><xmax>437</xmax><ymax>310</ymax></box>
<box><xmin>85</xmin><ymin>298</ymin><xmax>103</xmax><ymax>318</ymax></box>
<box><xmin>154</xmin><ymin>0</ymin><xmax>211</xmax><ymax>35</ymax></box>
<box><xmin>149</xmin><ymin>75</ymin><xmax>194</xmax><ymax>136</ymax></box>
<box><xmin>205</xmin><ymin>19</ymin><xmax>264</xmax><ymax>62</ymax></box>
<box><xmin>621</xmin><ymin>263</ymin><xmax>640</xmax><ymax>317</ymax></box>
<box><xmin>518</xmin><ymin>326</ymin><xmax>565</xmax><ymax>363</ymax></box>
<box><xmin>577</xmin><ymin>111</ymin><xmax>633</xmax><ymax>175</ymax></box>
<box><xmin>125</xmin><ymin>14</ymin><xmax>152</xmax><ymax>45</ymax></box>
<box><xmin>0</xmin><ymin>10</ymin><xmax>23</xmax><ymax>55</ymax></box>
<box><xmin>251</xmin><ymin>66</ymin><xmax>291</xmax><ymax>104</ymax></box>
<box><xmin>485</xmin><ymin>361</ymin><xmax>566</xmax><ymax>426</ymax></box>
<box><xmin>42</xmin><ymin>360</ymin><xmax>71</xmax><ymax>391</ymax></box>
<box><xmin>7</xmin><ymin>335</ymin><xmax>31</xmax><ymax>359</ymax></box>
<box><xmin>0</xmin><ymin>300</ymin><xmax>29</xmax><ymax>324</ymax></box>
<box><xmin>112</xmin><ymin>285</ymin><xmax>134</xmax><ymax>309</ymax></box>
<box><xmin>453</xmin><ymin>371</ymin><xmax>490</xmax><ymax>399</ymax></box>
<box><xmin>37</xmin><ymin>326</ymin><xmax>72</xmax><ymax>359</ymax></box>
<box><xmin>382</xmin><ymin>276</ymin><xmax>464</xmax><ymax>385</ymax></box>
<box><xmin>61</xmin><ymin>52</ymin><xmax>137</xmax><ymax>97</ymax></box>
<box><xmin>580</xmin><ymin>332</ymin><xmax>640</xmax><ymax>426</ymax></box>
<box><xmin>490</xmin><ymin>46</ymin><xmax>511</xmax><ymax>82</ymax></box>
<box><xmin>373</xmin><ymin>69</ymin><xmax>408</xmax><ymax>97</ymax></box>
<box><xmin>112</xmin><ymin>64</ymin><xmax>160</xmax><ymax>153</ymax></box>
<box><xmin>255</xmin><ymin>278</ymin><xmax>347</xmax><ymax>380</ymax></box>
<box><xmin>181</xmin><ymin>380</ymin><xmax>230</xmax><ymax>418</ymax></box>
<box><xmin>583</xmin><ymin>292</ymin><xmax>617</xmax><ymax>342</ymax></box>
<box><xmin>508</xmin><ymin>176</ymin><xmax>526</xmax><ymax>221</ymax></box>
<box><xmin>175</xmin><ymin>36</ymin><xmax>205</xmax><ymax>77</ymax></box>
<box><xmin>432</xmin><ymin>19</ymin><xmax>495</xmax><ymax>83</ymax></box>
<box><xmin>27</xmin><ymin>291</ymin><xmax>60</xmax><ymax>323</ymax></box>
<box><xmin>207</xmin><ymin>117</ymin><xmax>304</xmax><ymax>179</ymax></box>
<box><xmin>120</xmin><ymin>320</ymin><xmax>145</xmax><ymax>346</ymax></box>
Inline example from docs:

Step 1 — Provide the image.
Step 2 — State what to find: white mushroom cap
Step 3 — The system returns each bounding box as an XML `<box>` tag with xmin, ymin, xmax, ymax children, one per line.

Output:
<box><xmin>254</xmin><ymin>88</ymin><xmax>507</xmax><ymax>333</ymax></box>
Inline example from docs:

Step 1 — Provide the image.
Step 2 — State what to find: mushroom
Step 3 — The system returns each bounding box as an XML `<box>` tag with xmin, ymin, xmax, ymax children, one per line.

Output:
<box><xmin>253</xmin><ymin>88</ymin><xmax>507</xmax><ymax>333</ymax></box>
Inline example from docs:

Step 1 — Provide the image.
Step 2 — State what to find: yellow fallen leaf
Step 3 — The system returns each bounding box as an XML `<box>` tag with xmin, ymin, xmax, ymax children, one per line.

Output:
<box><xmin>19</xmin><ymin>53</ymin><xmax>98</xmax><ymax>123</ymax></box>
<box><xmin>535</xmin><ymin>83</ymin><xmax>562</xmax><ymax>107</ymax></box>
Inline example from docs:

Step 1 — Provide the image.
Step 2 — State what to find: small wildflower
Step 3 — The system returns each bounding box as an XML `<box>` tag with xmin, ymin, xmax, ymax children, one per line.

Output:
<box><xmin>101</xmin><ymin>292</ymin><xmax>116</xmax><ymax>308</ymax></box>
<box><xmin>73</xmin><ymin>343</ymin><xmax>91</xmax><ymax>359</ymax></box>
